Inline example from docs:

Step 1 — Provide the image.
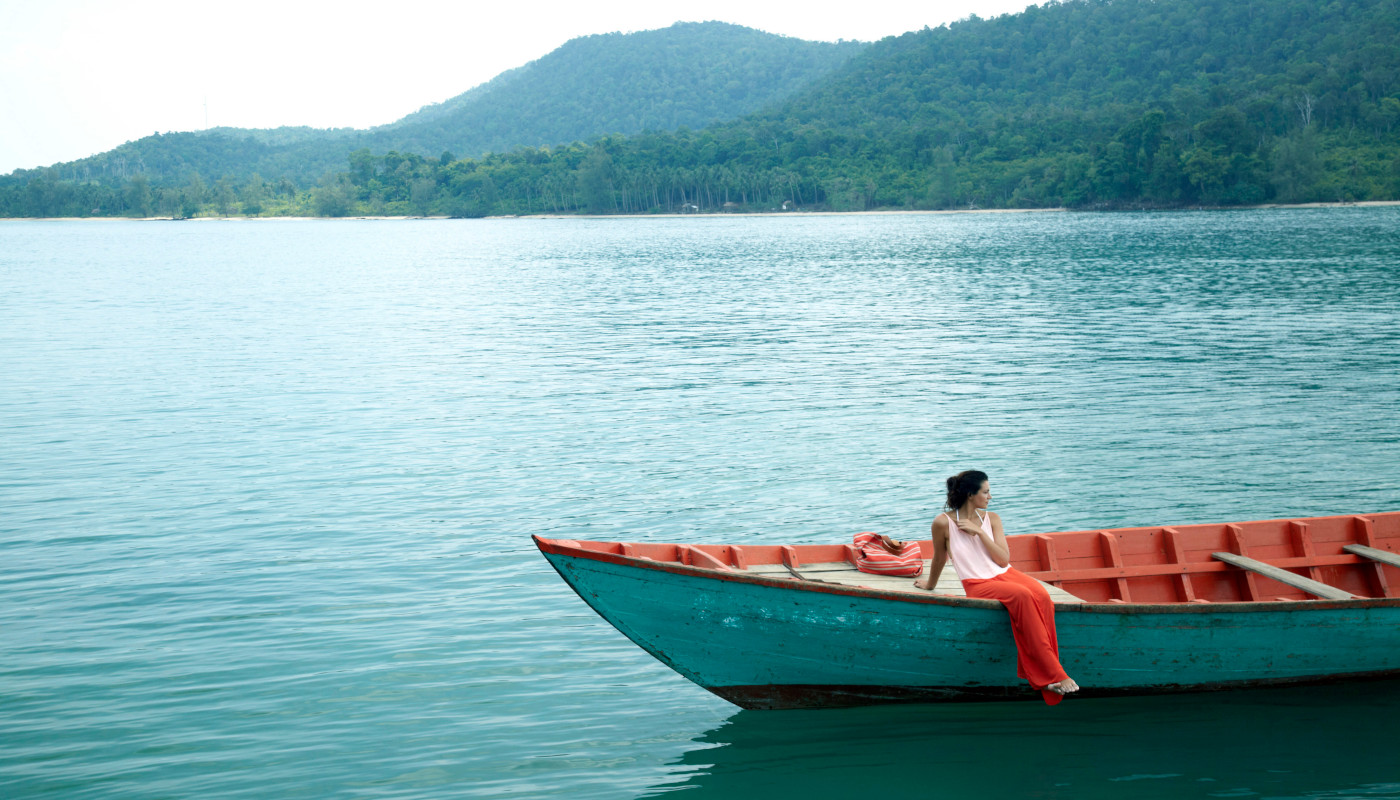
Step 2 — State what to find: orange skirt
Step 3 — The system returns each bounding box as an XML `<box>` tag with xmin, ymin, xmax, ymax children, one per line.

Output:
<box><xmin>962</xmin><ymin>567</ymin><xmax>1070</xmax><ymax>705</ymax></box>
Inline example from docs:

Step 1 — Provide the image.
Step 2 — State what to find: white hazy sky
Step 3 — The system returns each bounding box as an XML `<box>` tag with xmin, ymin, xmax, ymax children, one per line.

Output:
<box><xmin>0</xmin><ymin>0</ymin><xmax>1034</xmax><ymax>174</ymax></box>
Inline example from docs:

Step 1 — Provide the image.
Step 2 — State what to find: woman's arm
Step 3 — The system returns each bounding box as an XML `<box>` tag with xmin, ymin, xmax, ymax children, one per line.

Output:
<box><xmin>983</xmin><ymin>512</ymin><xmax>1011</xmax><ymax>567</ymax></box>
<box><xmin>913</xmin><ymin>517</ymin><xmax>950</xmax><ymax>591</ymax></box>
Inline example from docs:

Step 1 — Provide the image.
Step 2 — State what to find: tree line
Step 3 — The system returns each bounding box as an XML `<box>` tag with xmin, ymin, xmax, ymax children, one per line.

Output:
<box><xmin>3</xmin><ymin>0</ymin><xmax>1399</xmax><ymax>218</ymax></box>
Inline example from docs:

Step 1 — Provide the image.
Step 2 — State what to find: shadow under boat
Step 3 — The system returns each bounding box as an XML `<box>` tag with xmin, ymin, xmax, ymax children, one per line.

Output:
<box><xmin>642</xmin><ymin>679</ymin><xmax>1400</xmax><ymax>799</ymax></box>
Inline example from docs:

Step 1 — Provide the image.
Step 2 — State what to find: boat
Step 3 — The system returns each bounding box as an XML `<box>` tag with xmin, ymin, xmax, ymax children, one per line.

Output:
<box><xmin>534</xmin><ymin>512</ymin><xmax>1400</xmax><ymax>709</ymax></box>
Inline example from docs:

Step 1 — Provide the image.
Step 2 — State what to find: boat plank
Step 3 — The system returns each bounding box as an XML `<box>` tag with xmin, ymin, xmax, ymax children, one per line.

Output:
<box><xmin>1211</xmin><ymin>552</ymin><xmax>1359</xmax><ymax>600</ymax></box>
<box><xmin>743</xmin><ymin>561</ymin><xmax>1084</xmax><ymax>603</ymax></box>
<box><xmin>1344</xmin><ymin>544</ymin><xmax>1400</xmax><ymax>570</ymax></box>
<box><xmin>1022</xmin><ymin>553</ymin><xmax>1363</xmax><ymax>583</ymax></box>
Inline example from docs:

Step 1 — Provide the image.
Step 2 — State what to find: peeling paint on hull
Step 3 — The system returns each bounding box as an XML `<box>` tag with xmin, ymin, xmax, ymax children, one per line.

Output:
<box><xmin>540</xmin><ymin>541</ymin><xmax>1400</xmax><ymax>709</ymax></box>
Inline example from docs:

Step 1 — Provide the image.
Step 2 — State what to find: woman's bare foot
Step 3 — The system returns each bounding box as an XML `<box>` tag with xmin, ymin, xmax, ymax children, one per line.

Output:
<box><xmin>1047</xmin><ymin>678</ymin><xmax>1080</xmax><ymax>695</ymax></box>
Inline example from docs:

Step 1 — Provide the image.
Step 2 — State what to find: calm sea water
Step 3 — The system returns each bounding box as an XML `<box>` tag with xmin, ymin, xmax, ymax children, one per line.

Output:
<box><xmin>2</xmin><ymin>210</ymin><xmax>1399</xmax><ymax>799</ymax></box>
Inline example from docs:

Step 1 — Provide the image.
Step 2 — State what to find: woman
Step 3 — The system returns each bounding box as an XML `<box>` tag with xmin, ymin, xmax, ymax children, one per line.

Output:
<box><xmin>913</xmin><ymin>470</ymin><xmax>1080</xmax><ymax>704</ymax></box>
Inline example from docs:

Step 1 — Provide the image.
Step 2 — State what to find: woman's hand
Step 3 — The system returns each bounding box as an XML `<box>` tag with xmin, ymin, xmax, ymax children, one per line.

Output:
<box><xmin>953</xmin><ymin>517</ymin><xmax>986</xmax><ymax>538</ymax></box>
<box><xmin>954</xmin><ymin>513</ymin><xmax>1011</xmax><ymax>567</ymax></box>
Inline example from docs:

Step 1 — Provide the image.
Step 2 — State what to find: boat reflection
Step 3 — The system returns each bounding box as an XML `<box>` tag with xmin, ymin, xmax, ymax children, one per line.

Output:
<box><xmin>645</xmin><ymin>681</ymin><xmax>1400</xmax><ymax>799</ymax></box>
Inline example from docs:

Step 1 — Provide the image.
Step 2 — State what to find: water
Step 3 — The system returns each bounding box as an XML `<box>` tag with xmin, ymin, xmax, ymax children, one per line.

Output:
<box><xmin>2</xmin><ymin>210</ymin><xmax>1398</xmax><ymax>799</ymax></box>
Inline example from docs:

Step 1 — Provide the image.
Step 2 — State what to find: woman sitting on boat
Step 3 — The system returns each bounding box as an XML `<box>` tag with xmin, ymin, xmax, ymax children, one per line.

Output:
<box><xmin>914</xmin><ymin>470</ymin><xmax>1080</xmax><ymax>704</ymax></box>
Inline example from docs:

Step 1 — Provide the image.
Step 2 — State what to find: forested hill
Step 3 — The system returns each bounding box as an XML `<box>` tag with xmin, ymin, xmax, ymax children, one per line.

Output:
<box><xmin>0</xmin><ymin>22</ymin><xmax>861</xmax><ymax>205</ymax></box>
<box><xmin>741</xmin><ymin>0</ymin><xmax>1400</xmax><ymax>207</ymax></box>
<box><xmin>316</xmin><ymin>0</ymin><xmax>1400</xmax><ymax>217</ymax></box>
<box><xmin>6</xmin><ymin>0</ymin><xmax>1400</xmax><ymax>218</ymax></box>
<box><xmin>374</xmin><ymin>23</ymin><xmax>865</xmax><ymax>159</ymax></box>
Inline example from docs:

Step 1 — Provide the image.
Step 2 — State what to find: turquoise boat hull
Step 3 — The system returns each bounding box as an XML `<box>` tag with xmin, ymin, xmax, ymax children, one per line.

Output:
<box><xmin>540</xmin><ymin>540</ymin><xmax>1400</xmax><ymax>709</ymax></box>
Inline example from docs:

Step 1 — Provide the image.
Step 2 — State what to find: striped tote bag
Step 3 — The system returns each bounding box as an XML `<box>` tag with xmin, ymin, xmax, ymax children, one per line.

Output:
<box><xmin>853</xmin><ymin>532</ymin><xmax>924</xmax><ymax>577</ymax></box>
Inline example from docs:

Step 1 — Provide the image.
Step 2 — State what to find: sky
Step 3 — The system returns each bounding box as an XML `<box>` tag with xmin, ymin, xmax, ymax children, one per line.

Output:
<box><xmin>0</xmin><ymin>0</ymin><xmax>1035</xmax><ymax>174</ymax></box>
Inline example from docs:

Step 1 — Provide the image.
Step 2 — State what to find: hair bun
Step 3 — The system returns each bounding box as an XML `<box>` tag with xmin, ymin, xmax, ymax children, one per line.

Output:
<box><xmin>945</xmin><ymin>469</ymin><xmax>989</xmax><ymax>513</ymax></box>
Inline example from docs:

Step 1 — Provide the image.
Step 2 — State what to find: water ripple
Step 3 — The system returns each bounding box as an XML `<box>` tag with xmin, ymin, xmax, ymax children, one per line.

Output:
<box><xmin>1</xmin><ymin>210</ymin><xmax>1398</xmax><ymax>798</ymax></box>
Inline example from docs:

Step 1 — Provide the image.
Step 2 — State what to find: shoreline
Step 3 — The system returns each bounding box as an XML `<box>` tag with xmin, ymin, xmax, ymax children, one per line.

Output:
<box><xmin>3</xmin><ymin>200</ymin><xmax>1397</xmax><ymax>222</ymax></box>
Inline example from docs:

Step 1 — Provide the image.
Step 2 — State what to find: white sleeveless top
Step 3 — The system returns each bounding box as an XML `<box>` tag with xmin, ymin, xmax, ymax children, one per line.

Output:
<box><xmin>945</xmin><ymin>509</ymin><xmax>1009</xmax><ymax>581</ymax></box>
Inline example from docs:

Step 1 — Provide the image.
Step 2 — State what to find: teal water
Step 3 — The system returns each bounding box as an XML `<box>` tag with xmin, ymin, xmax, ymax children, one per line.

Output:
<box><xmin>2</xmin><ymin>210</ymin><xmax>1398</xmax><ymax>799</ymax></box>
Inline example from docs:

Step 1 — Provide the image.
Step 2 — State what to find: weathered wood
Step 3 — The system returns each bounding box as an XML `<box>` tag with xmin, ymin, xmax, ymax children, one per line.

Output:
<box><xmin>1226</xmin><ymin>525</ymin><xmax>1262</xmax><ymax>601</ymax></box>
<box><xmin>1355</xmin><ymin>516</ymin><xmax>1377</xmax><ymax>546</ymax></box>
<box><xmin>745</xmin><ymin>561</ymin><xmax>1084</xmax><ymax>603</ymax></box>
<box><xmin>1290</xmin><ymin>521</ymin><xmax>1322</xmax><ymax>582</ymax></box>
<box><xmin>1211</xmin><ymin>552</ymin><xmax>1359</xmax><ymax>600</ymax></box>
<box><xmin>750</xmin><ymin>562</ymin><xmax>877</xmax><ymax>574</ymax></box>
<box><xmin>680</xmin><ymin>545</ymin><xmax>732</xmax><ymax>572</ymax></box>
<box><xmin>1352</xmin><ymin>517</ymin><xmax>1392</xmax><ymax>597</ymax></box>
<box><xmin>1035</xmin><ymin>535</ymin><xmax>1059</xmax><ymax>575</ymax></box>
<box><xmin>1344</xmin><ymin>544</ymin><xmax>1400</xmax><ymax>570</ymax></box>
<box><xmin>1099</xmin><ymin>531</ymin><xmax>1132</xmax><ymax>602</ymax></box>
<box><xmin>781</xmin><ymin>546</ymin><xmax>801</xmax><ymax>569</ymax></box>
<box><xmin>1162</xmin><ymin>527</ymin><xmax>1197</xmax><ymax>602</ymax></box>
<box><xmin>1022</xmin><ymin>553</ymin><xmax>1363</xmax><ymax>583</ymax></box>
<box><xmin>844</xmin><ymin>544</ymin><xmax>861</xmax><ymax>567</ymax></box>
<box><xmin>783</xmin><ymin>565</ymin><xmax>811</xmax><ymax>581</ymax></box>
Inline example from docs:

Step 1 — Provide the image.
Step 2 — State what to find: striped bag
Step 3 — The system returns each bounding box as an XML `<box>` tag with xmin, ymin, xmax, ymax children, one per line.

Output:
<box><xmin>853</xmin><ymin>532</ymin><xmax>924</xmax><ymax>577</ymax></box>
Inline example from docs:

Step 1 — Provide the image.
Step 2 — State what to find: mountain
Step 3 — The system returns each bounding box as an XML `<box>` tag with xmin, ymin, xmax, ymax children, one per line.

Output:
<box><xmin>0</xmin><ymin>22</ymin><xmax>861</xmax><ymax>200</ymax></box>
<box><xmin>375</xmin><ymin>22</ymin><xmax>865</xmax><ymax>158</ymax></box>
<box><xmin>7</xmin><ymin>0</ymin><xmax>1400</xmax><ymax>218</ymax></box>
<box><xmin>296</xmin><ymin>0</ymin><xmax>1400</xmax><ymax>217</ymax></box>
<box><xmin>746</xmin><ymin>0</ymin><xmax>1400</xmax><ymax>207</ymax></box>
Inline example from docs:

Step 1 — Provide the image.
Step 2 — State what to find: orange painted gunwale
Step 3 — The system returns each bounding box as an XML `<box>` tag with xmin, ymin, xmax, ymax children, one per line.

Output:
<box><xmin>536</xmin><ymin>511</ymin><xmax>1400</xmax><ymax>608</ymax></box>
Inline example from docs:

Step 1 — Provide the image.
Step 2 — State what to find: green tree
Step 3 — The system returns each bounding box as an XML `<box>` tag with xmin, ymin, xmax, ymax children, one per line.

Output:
<box><xmin>179</xmin><ymin>173</ymin><xmax>208</xmax><ymax>218</ymax></box>
<box><xmin>1269</xmin><ymin>128</ymin><xmax>1322</xmax><ymax>203</ymax></box>
<box><xmin>124</xmin><ymin>176</ymin><xmax>153</xmax><ymax>217</ymax></box>
<box><xmin>577</xmin><ymin>146</ymin><xmax>615</xmax><ymax>213</ymax></box>
<box><xmin>313</xmin><ymin>176</ymin><xmax>355</xmax><ymax>217</ymax></box>
<box><xmin>348</xmin><ymin>148</ymin><xmax>376</xmax><ymax>185</ymax></box>
<box><xmin>241</xmin><ymin>174</ymin><xmax>267</xmax><ymax>215</ymax></box>
<box><xmin>1181</xmin><ymin>147</ymin><xmax>1229</xmax><ymax>202</ymax></box>
<box><xmin>1145</xmin><ymin>141</ymin><xmax>1185</xmax><ymax>203</ymax></box>
<box><xmin>213</xmin><ymin>177</ymin><xmax>236</xmax><ymax>216</ymax></box>
<box><xmin>926</xmin><ymin>147</ymin><xmax>957</xmax><ymax>207</ymax></box>
<box><xmin>410</xmin><ymin>178</ymin><xmax>438</xmax><ymax>215</ymax></box>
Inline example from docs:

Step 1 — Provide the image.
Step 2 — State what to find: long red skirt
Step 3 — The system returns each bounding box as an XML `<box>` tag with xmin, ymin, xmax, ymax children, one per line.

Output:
<box><xmin>962</xmin><ymin>567</ymin><xmax>1070</xmax><ymax>705</ymax></box>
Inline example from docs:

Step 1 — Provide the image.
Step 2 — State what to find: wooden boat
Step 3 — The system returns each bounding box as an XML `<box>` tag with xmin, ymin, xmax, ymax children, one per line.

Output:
<box><xmin>535</xmin><ymin>512</ymin><xmax>1400</xmax><ymax>709</ymax></box>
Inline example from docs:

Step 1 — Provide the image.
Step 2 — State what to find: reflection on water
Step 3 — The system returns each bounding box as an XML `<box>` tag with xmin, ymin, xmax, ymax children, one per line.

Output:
<box><xmin>649</xmin><ymin>682</ymin><xmax>1400</xmax><ymax>799</ymax></box>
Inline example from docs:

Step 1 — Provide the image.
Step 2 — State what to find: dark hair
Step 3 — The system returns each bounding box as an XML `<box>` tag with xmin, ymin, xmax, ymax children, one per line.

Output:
<box><xmin>946</xmin><ymin>470</ymin><xmax>989</xmax><ymax>511</ymax></box>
